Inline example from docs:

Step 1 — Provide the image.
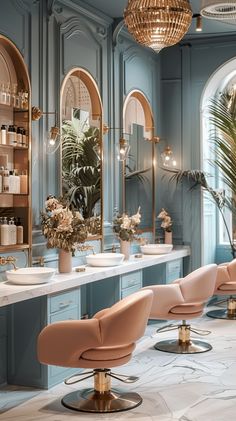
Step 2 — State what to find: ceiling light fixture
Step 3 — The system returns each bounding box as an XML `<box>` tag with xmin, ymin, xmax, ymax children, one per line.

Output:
<box><xmin>123</xmin><ymin>0</ymin><xmax>192</xmax><ymax>53</ymax></box>
<box><xmin>195</xmin><ymin>14</ymin><xmax>203</xmax><ymax>31</ymax></box>
<box><xmin>200</xmin><ymin>0</ymin><xmax>236</xmax><ymax>19</ymax></box>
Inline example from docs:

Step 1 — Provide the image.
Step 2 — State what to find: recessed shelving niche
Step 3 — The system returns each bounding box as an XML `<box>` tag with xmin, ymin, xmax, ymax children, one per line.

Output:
<box><xmin>0</xmin><ymin>35</ymin><xmax>31</xmax><ymax>262</ymax></box>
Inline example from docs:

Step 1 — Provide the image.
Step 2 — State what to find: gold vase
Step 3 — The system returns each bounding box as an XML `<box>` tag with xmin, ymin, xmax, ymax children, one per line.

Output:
<box><xmin>58</xmin><ymin>249</ymin><xmax>72</xmax><ymax>273</ymax></box>
<box><xmin>120</xmin><ymin>240</ymin><xmax>131</xmax><ymax>260</ymax></box>
<box><xmin>164</xmin><ymin>231</ymin><xmax>173</xmax><ymax>245</ymax></box>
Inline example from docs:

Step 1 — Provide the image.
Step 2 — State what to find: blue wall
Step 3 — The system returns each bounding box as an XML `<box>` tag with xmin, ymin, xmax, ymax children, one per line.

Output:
<box><xmin>0</xmin><ymin>1</ymin><xmax>235</xmax><ymax>271</ymax></box>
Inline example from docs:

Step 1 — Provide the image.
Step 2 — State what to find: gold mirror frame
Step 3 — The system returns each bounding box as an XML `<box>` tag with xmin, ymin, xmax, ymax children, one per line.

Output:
<box><xmin>60</xmin><ymin>67</ymin><xmax>103</xmax><ymax>243</ymax></box>
<box><xmin>123</xmin><ymin>90</ymin><xmax>156</xmax><ymax>240</ymax></box>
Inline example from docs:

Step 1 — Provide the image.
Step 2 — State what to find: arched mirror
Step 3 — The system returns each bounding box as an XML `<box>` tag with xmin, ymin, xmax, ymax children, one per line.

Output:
<box><xmin>123</xmin><ymin>90</ymin><xmax>156</xmax><ymax>240</ymax></box>
<box><xmin>60</xmin><ymin>68</ymin><xmax>103</xmax><ymax>241</ymax></box>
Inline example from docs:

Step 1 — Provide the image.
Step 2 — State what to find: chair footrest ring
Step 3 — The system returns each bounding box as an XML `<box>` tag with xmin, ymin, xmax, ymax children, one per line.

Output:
<box><xmin>62</xmin><ymin>389</ymin><xmax>142</xmax><ymax>413</ymax></box>
<box><xmin>154</xmin><ymin>339</ymin><xmax>212</xmax><ymax>354</ymax></box>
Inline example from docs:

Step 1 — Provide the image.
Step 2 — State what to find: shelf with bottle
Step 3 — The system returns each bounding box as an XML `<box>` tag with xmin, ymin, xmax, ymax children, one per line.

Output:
<box><xmin>0</xmin><ymin>168</ymin><xmax>28</xmax><ymax>195</ymax></box>
<box><xmin>0</xmin><ymin>216</ymin><xmax>25</xmax><ymax>247</ymax></box>
<box><xmin>0</xmin><ymin>81</ymin><xmax>28</xmax><ymax>110</ymax></box>
<box><xmin>0</xmin><ymin>193</ymin><xmax>28</xmax><ymax>196</ymax></box>
<box><xmin>0</xmin><ymin>124</ymin><xmax>28</xmax><ymax>148</ymax></box>
<box><xmin>0</xmin><ymin>144</ymin><xmax>28</xmax><ymax>150</ymax></box>
<box><xmin>0</xmin><ymin>244</ymin><xmax>29</xmax><ymax>253</ymax></box>
<box><xmin>0</xmin><ymin>103</ymin><xmax>29</xmax><ymax>113</ymax></box>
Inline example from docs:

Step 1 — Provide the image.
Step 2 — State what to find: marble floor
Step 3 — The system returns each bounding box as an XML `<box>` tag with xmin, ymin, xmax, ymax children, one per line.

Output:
<box><xmin>1</xmin><ymin>308</ymin><xmax>236</xmax><ymax>420</ymax></box>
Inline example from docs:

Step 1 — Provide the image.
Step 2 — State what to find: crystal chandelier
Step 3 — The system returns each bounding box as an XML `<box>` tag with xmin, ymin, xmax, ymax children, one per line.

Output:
<box><xmin>124</xmin><ymin>0</ymin><xmax>192</xmax><ymax>53</ymax></box>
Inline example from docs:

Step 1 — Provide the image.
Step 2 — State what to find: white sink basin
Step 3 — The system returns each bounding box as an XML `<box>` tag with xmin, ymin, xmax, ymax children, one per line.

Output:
<box><xmin>140</xmin><ymin>244</ymin><xmax>173</xmax><ymax>255</ymax></box>
<box><xmin>86</xmin><ymin>253</ymin><xmax>124</xmax><ymax>267</ymax></box>
<box><xmin>6</xmin><ymin>267</ymin><xmax>56</xmax><ymax>285</ymax></box>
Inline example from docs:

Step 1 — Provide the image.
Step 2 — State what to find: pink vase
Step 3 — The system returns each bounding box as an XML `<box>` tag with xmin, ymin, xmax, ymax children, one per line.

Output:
<box><xmin>58</xmin><ymin>249</ymin><xmax>72</xmax><ymax>273</ymax></box>
<box><xmin>120</xmin><ymin>240</ymin><xmax>131</xmax><ymax>260</ymax></box>
<box><xmin>165</xmin><ymin>231</ymin><xmax>173</xmax><ymax>245</ymax></box>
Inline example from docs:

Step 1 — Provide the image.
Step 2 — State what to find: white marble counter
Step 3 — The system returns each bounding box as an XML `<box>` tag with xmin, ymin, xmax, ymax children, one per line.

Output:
<box><xmin>0</xmin><ymin>246</ymin><xmax>190</xmax><ymax>307</ymax></box>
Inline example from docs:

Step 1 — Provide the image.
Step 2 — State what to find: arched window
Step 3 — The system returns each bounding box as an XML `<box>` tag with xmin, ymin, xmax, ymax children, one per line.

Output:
<box><xmin>201</xmin><ymin>58</ymin><xmax>236</xmax><ymax>263</ymax></box>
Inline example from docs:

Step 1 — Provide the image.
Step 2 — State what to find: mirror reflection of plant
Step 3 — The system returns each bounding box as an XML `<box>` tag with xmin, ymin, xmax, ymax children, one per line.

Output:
<box><xmin>62</xmin><ymin>120</ymin><xmax>101</xmax><ymax>220</ymax></box>
<box><xmin>125</xmin><ymin>153</ymin><xmax>151</xmax><ymax>183</ymax></box>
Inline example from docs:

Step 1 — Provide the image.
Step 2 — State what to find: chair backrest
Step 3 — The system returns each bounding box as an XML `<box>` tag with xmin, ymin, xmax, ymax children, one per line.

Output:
<box><xmin>215</xmin><ymin>259</ymin><xmax>236</xmax><ymax>289</ymax></box>
<box><xmin>94</xmin><ymin>289</ymin><xmax>153</xmax><ymax>347</ymax></box>
<box><xmin>178</xmin><ymin>264</ymin><xmax>217</xmax><ymax>303</ymax></box>
<box><xmin>226</xmin><ymin>259</ymin><xmax>236</xmax><ymax>282</ymax></box>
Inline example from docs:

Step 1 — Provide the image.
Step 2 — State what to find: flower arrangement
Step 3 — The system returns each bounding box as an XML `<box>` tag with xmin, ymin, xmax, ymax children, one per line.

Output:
<box><xmin>158</xmin><ymin>208</ymin><xmax>172</xmax><ymax>232</ymax></box>
<box><xmin>113</xmin><ymin>207</ymin><xmax>141</xmax><ymax>242</ymax></box>
<box><xmin>41</xmin><ymin>196</ymin><xmax>89</xmax><ymax>253</ymax></box>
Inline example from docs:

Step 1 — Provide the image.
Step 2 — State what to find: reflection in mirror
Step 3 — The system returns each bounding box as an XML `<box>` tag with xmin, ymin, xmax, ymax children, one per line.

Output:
<box><xmin>123</xmin><ymin>91</ymin><xmax>155</xmax><ymax>240</ymax></box>
<box><xmin>60</xmin><ymin>69</ymin><xmax>103</xmax><ymax>239</ymax></box>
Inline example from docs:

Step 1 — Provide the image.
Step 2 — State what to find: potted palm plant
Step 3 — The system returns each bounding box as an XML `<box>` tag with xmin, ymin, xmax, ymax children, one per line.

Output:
<box><xmin>167</xmin><ymin>88</ymin><xmax>236</xmax><ymax>258</ymax></box>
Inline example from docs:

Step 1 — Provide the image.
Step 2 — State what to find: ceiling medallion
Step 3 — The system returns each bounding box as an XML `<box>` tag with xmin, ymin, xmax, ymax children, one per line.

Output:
<box><xmin>124</xmin><ymin>0</ymin><xmax>192</xmax><ymax>53</ymax></box>
<box><xmin>200</xmin><ymin>0</ymin><xmax>236</xmax><ymax>19</ymax></box>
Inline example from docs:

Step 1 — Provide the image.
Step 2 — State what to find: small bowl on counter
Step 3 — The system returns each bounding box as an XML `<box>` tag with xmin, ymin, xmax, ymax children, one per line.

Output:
<box><xmin>6</xmin><ymin>267</ymin><xmax>56</xmax><ymax>285</ymax></box>
<box><xmin>86</xmin><ymin>253</ymin><xmax>124</xmax><ymax>267</ymax></box>
<box><xmin>140</xmin><ymin>244</ymin><xmax>173</xmax><ymax>255</ymax></box>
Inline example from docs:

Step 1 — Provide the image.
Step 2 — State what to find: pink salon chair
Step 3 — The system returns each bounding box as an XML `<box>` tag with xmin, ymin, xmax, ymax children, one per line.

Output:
<box><xmin>143</xmin><ymin>264</ymin><xmax>217</xmax><ymax>354</ymax></box>
<box><xmin>37</xmin><ymin>289</ymin><xmax>153</xmax><ymax>413</ymax></box>
<box><xmin>207</xmin><ymin>259</ymin><xmax>236</xmax><ymax>319</ymax></box>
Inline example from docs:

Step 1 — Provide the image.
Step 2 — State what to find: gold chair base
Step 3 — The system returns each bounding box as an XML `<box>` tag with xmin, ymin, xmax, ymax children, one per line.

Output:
<box><xmin>61</xmin><ymin>389</ymin><xmax>142</xmax><ymax>413</ymax></box>
<box><xmin>207</xmin><ymin>309</ymin><xmax>236</xmax><ymax>320</ymax></box>
<box><xmin>154</xmin><ymin>339</ymin><xmax>212</xmax><ymax>354</ymax></box>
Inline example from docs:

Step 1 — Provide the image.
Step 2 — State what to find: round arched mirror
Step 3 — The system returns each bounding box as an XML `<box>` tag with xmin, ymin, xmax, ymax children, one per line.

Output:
<box><xmin>123</xmin><ymin>90</ymin><xmax>156</xmax><ymax>240</ymax></box>
<box><xmin>60</xmin><ymin>68</ymin><xmax>103</xmax><ymax>241</ymax></box>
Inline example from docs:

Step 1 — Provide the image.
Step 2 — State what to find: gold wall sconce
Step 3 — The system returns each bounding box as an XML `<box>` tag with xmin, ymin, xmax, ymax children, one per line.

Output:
<box><xmin>161</xmin><ymin>146</ymin><xmax>177</xmax><ymax>168</ymax></box>
<box><xmin>117</xmin><ymin>137</ymin><xmax>130</xmax><ymax>161</ymax></box>
<box><xmin>32</xmin><ymin>106</ymin><xmax>60</xmax><ymax>152</ymax></box>
<box><xmin>103</xmin><ymin>124</ymin><xmax>131</xmax><ymax>162</ymax></box>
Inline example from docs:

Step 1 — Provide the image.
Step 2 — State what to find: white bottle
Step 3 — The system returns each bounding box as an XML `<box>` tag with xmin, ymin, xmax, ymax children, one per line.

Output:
<box><xmin>14</xmin><ymin>170</ymin><xmax>20</xmax><ymax>193</ymax></box>
<box><xmin>0</xmin><ymin>174</ymin><xmax>2</xmax><ymax>193</ymax></box>
<box><xmin>9</xmin><ymin>171</ymin><xmax>15</xmax><ymax>193</ymax></box>
<box><xmin>9</xmin><ymin>218</ymin><xmax>16</xmax><ymax>245</ymax></box>
<box><xmin>1</xmin><ymin>125</ymin><xmax>7</xmax><ymax>145</ymax></box>
<box><xmin>1</xmin><ymin>217</ymin><xmax>10</xmax><ymax>245</ymax></box>
<box><xmin>3</xmin><ymin>168</ymin><xmax>9</xmax><ymax>192</ymax></box>
<box><xmin>16</xmin><ymin>217</ymin><xmax>23</xmax><ymax>244</ymax></box>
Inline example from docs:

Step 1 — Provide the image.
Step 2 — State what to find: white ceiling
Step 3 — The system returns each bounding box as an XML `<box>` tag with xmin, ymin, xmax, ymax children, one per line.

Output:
<box><xmin>78</xmin><ymin>0</ymin><xmax>236</xmax><ymax>38</ymax></box>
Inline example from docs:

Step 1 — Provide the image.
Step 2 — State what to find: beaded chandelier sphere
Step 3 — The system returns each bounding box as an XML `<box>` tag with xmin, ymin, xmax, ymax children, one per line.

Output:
<box><xmin>124</xmin><ymin>0</ymin><xmax>192</xmax><ymax>53</ymax></box>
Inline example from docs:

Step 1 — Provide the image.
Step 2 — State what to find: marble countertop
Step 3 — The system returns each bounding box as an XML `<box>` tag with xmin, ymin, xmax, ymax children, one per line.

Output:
<box><xmin>0</xmin><ymin>247</ymin><xmax>190</xmax><ymax>307</ymax></box>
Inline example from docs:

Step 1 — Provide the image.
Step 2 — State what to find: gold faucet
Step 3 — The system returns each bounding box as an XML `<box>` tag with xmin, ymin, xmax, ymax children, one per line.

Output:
<box><xmin>34</xmin><ymin>256</ymin><xmax>45</xmax><ymax>267</ymax></box>
<box><xmin>0</xmin><ymin>256</ymin><xmax>17</xmax><ymax>270</ymax></box>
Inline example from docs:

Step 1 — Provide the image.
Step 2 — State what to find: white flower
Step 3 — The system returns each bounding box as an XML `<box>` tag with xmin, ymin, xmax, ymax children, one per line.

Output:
<box><xmin>131</xmin><ymin>207</ymin><xmax>141</xmax><ymax>225</ymax></box>
<box><xmin>45</xmin><ymin>197</ymin><xmax>62</xmax><ymax>211</ymax></box>
<box><xmin>121</xmin><ymin>215</ymin><xmax>131</xmax><ymax>229</ymax></box>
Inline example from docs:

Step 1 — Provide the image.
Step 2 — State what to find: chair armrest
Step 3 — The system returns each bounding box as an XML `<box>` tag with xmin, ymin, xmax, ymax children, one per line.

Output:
<box><xmin>142</xmin><ymin>285</ymin><xmax>184</xmax><ymax>318</ymax></box>
<box><xmin>37</xmin><ymin>318</ymin><xmax>101</xmax><ymax>367</ymax></box>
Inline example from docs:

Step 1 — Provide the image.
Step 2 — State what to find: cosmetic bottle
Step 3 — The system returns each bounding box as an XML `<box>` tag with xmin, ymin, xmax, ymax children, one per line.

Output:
<box><xmin>16</xmin><ymin>127</ymin><xmax>22</xmax><ymax>147</ymax></box>
<box><xmin>8</xmin><ymin>125</ymin><xmax>16</xmax><ymax>146</ymax></box>
<box><xmin>20</xmin><ymin>170</ymin><xmax>27</xmax><ymax>194</ymax></box>
<box><xmin>1</xmin><ymin>217</ymin><xmax>9</xmax><ymax>245</ymax></box>
<box><xmin>3</xmin><ymin>168</ymin><xmax>9</xmax><ymax>192</ymax></box>
<box><xmin>21</xmin><ymin>128</ymin><xmax>27</xmax><ymax>147</ymax></box>
<box><xmin>1</xmin><ymin>125</ymin><xmax>7</xmax><ymax>145</ymax></box>
<box><xmin>9</xmin><ymin>218</ymin><xmax>16</xmax><ymax>245</ymax></box>
<box><xmin>16</xmin><ymin>217</ymin><xmax>23</xmax><ymax>244</ymax></box>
